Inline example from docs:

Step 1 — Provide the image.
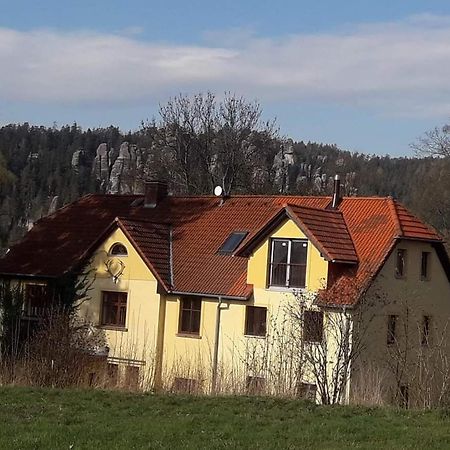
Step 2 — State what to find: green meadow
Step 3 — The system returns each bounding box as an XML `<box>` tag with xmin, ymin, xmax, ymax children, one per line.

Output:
<box><xmin>1</xmin><ymin>386</ymin><xmax>450</xmax><ymax>449</ymax></box>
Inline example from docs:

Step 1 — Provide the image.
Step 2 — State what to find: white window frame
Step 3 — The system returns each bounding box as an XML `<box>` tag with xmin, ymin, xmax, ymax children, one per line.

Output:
<box><xmin>269</xmin><ymin>238</ymin><xmax>308</xmax><ymax>288</ymax></box>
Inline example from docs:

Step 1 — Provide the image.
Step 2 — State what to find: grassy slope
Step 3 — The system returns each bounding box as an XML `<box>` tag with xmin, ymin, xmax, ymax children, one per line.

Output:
<box><xmin>1</xmin><ymin>387</ymin><xmax>450</xmax><ymax>449</ymax></box>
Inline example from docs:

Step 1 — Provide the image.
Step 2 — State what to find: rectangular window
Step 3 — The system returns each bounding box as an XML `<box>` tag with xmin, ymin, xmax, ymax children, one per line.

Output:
<box><xmin>422</xmin><ymin>315</ymin><xmax>431</xmax><ymax>346</ymax></box>
<box><xmin>269</xmin><ymin>239</ymin><xmax>308</xmax><ymax>288</ymax></box>
<box><xmin>101</xmin><ymin>291</ymin><xmax>128</xmax><ymax>327</ymax></box>
<box><xmin>246</xmin><ymin>376</ymin><xmax>266</xmax><ymax>395</ymax></box>
<box><xmin>107</xmin><ymin>363</ymin><xmax>119</xmax><ymax>387</ymax></box>
<box><xmin>179</xmin><ymin>297</ymin><xmax>202</xmax><ymax>335</ymax></box>
<box><xmin>245</xmin><ymin>306</ymin><xmax>267</xmax><ymax>337</ymax></box>
<box><xmin>172</xmin><ymin>377</ymin><xmax>199</xmax><ymax>394</ymax></box>
<box><xmin>395</xmin><ymin>249</ymin><xmax>406</xmax><ymax>278</ymax></box>
<box><xmin>296</xmin><ymin>382</ymin><xmax>317</xmax><ymax>401</ymax></box>
<box><xmin>24</xmin><ymin>284</ymin><xmax>49</xmax><ymax>317</ymax></box>
<box><xmin>421</xmin><ymin>252</ymin><xmax>430</xmax><ymax>280</ymax></box>
<box><xmin>125</xmin><ymin>366</ymin><xmax>140</xmax><ymax>389</ymax></box>
<box><xmin>399</xmin><ymin>385</ymin><xmax>409</xmax><ymax>409</ymax></box>
<box><xmin>303</xmin><ymin>311</ymin><xmax>324</xmax><ymax>343</ymax></box>
<box><xmin>387</xmin><ymin>315</ymin><xmax>397</xmax><ymax>345</ymax></box>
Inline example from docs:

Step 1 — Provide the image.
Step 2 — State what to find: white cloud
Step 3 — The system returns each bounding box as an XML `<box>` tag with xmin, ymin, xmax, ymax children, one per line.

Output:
<box><xmin>1</xmin><ymin>16</ymin><xmax>450</xmax><ymax>118</ymax></box>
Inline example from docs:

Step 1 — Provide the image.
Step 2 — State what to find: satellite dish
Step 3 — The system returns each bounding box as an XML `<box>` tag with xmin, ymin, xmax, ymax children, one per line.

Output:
<box><xmin>214</xmin><ymin>186</ymin><xmax>223</xmax><ymax>197</ymax></box>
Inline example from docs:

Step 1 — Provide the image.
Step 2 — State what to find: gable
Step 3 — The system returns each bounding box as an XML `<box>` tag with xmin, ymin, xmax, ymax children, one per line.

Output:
<box><xmin>89</xmin><ymin>227</ymin><xmax>156</xmax><ymax>283</ymax></box>
<box><xmin>247</xmin><ymin>218</ymin><xmax>328</xmax><ymax>291</ymax></box>
<box><xmin>238</xmin><ymin>205</ymin><xmax>357</xmax><ymax>264</ymax></box>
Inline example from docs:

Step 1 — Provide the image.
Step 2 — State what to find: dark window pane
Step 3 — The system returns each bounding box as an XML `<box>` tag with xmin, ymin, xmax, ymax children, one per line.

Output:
<box><xmin>246</xmin><ymin>376</ymin><xmax>265</xmax><ymax>394</ymax></box>
<box><xmin>125</xmin><ymin>366</ymin><xmax>140</xmax><ymax>389</ymax></box>
<box><xmin>25</xmin><ymin>284</ymin><xmax>49</xmax><ymax>317</ymax></box>
<box><xmin>101</xmin><ymin>291</ymin><xmax>128</xmax><ymax>327</ymax></box>
<box><xmin>110</xmin><ymin>243</ymin><xmax>128</xmax><ymax>256</ymax></box>
<box><xmin>218</xmin><ymin>231</ymin><xmax>248</xmax><ymax>254</ymax></box>
<box><xmin>172</xmin><ymin>377</ymin><xmax>199</xmax><ymax>393</ymax></box>
<box><xmin>272</xmin><ymin>240</ymin><xmax>289</xmax><ymax>264</ymax></box>
<box><xmin>422</xmin><ymin>316</ymin><xmax>431</xmax><ymax>346</ymax></box>
<box><xmin>290</xmin><ymin>241</ymin><xmax>308</xmax><ymax>265</ymax></box>
<box><xmin>387</xmin><ymin>315</ymin><xmax>397</xmax><ymax>345</ymax></box>
<box><xmin>107</xmin><ymin>363</ymin><xmax>118</xmax><ymax>387</ymax></box>
<box><xmin>303</xmin><ymin>311</ymin><xmax>323</xmax><ymax>342</ymax></box>
<box><xmin>396</xmin><ymin>249</ymin><xmax>406</xmax><ymax>278</ymax></box>
<box><xmin>269</xmin><ymin>239</ymin><xmax>308</xmax><ymax>288</ymax></box>
<box><xmin>289</xmin><ymin>240</ymin><xmax>307</xmax><ymax>288</ymax></box>
<box><xmin>245</xmin><ymin>306</ymin><xmax>267</xmax><ymax>336</ymax></box>
<box><xmin>179</xmin><ymin>297</ymin><xmax>201</xmax><ymax>334</ymax></box>
<box><xmin>421</xmin><ymin>252</ymin><xmax>429</xmax><ymax>280</ymax></box>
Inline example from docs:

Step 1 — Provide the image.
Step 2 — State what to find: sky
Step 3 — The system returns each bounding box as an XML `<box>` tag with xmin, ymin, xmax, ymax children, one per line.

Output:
<box><xmin>1</xmin><ymin>1</ymin><xmax>450</xmax><ymax>156</ymax></box>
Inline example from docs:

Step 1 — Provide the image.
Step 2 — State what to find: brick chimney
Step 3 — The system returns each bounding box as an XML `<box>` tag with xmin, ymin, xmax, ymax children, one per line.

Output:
<box><xmin>144</xmin><ymin>180</ymin><xmax>168</xmax><ymax>208</ymax></box>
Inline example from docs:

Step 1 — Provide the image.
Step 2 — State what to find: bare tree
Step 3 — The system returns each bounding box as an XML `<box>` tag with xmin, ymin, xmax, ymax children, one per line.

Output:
<box><xmin>287</xmin><ymin>278</ymin><xmax>383</xmax><ymax>405</ymax></box>
<box><xmin>411</xmin><ymin>124</ymin><xmax>450</xmax><ymax>158</ymax></box>
<box><xmin>156</xmin><ymin>92</ymin><xmax>278</xmax><ymax>195</ymax></box>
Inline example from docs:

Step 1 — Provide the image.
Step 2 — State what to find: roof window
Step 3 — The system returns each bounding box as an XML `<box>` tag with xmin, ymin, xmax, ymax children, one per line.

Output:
<box><xmin>218</xmin><ymin>231</ymin><xmax>248</xmax><ymax>254</ymax></box>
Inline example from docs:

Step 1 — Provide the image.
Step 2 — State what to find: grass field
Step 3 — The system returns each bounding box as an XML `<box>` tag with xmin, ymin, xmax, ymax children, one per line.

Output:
<box><xmin>1</xmin><ymin>387</ymin><xmax>450</xmax><ymax>449</ymax></box>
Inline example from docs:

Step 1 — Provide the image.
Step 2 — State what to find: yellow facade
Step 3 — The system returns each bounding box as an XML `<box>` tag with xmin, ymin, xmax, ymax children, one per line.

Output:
<box><xmin>74</xmin><ymin>220</ymin><xmax>450</xmax><ymax>405</ymax></box>
<box><xmin>79</xmin><ymin>228</ymin><xmax>163</xmax><ymax>379</ymax></box>
<box><xmin>352</xmin><ymin>239</ymin><xmax>450</xmax><ymax>406</ymax></box>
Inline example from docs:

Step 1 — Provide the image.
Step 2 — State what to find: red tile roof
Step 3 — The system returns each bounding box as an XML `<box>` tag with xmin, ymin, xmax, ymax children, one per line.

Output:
<box><xmin>0</xmin><ymin>194</ymin><xmax>445</xmax><ymax>305</ymax></box>
<box><xmin>286</xmin><ymin>205</ymin><xmax>358</xmax><ymax>263</ymax></box>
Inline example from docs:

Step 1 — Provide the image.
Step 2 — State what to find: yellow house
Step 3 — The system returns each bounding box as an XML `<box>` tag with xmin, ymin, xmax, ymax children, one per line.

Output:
<box><xmin>1</xmin><ymin>179</ymin><xmax>449</xmax><ymax>406</ymax></box>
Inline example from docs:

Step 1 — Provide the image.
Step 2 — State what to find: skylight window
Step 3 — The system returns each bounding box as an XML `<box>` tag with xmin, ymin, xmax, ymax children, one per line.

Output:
<box><xmin>218</xmin><ymin>231</ymin><xmax>248</xmax><ymax>254</ymax></box>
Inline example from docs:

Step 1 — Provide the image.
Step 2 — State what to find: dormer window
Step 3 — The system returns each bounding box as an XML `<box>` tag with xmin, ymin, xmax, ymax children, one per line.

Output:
<box><xmin>269</xmin><ymin>238</ymin><xmax>308</xmax><ymax>288</ymax></box>
<box><xmin>109</xmin><ymin>243</ymin><xmax>128</xmax><ymax>257</ymax></box>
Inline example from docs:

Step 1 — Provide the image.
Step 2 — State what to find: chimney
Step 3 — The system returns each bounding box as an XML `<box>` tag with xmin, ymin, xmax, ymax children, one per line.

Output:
<box><xmin>144</xmin><ymin>180</ymin><xmax>168</xmax><ymax>208</ymax></box>
<box><xmin>331</xmin><ymin>174</ymin><xmax>341</xmax><ymax>209</ymax></box>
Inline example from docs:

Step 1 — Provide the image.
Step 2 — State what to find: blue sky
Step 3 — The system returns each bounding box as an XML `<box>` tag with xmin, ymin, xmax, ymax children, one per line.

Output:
<box><xmin>2</xmin><ymin>1</ymin><xmax>450</xmax><ymax>155</ymax></box>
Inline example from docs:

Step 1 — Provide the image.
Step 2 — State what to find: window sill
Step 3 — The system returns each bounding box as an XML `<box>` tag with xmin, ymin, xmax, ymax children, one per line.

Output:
<box><xmin>176</xmin><ymin>333</ymin><xmax>202</xmax><ymax>339</ymax></box>
<box><xmin>267</xmin><ymin>286</ymin><xmax>306</xmax><ymax>293</ymax></box>
<box><xmin>98</xmin><ymin>325</ymin><xmax>128</xmax><ymax>332</ymax></box>
<box><xmin>244</xmin><ymin>334</ymin><xmax>266</xmax><ymax>339</ymax></box>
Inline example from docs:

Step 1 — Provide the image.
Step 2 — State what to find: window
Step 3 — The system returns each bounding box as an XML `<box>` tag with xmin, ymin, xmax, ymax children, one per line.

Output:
<box><xmin>246</xmin><ymin>376</ymin><xmax>266</xmax><ymax>395</ymax></box>
<box><xmin>269</xmin><ymin>239</ymin><xmax>308</xmax><ymax>288</ymax></box>
<box><xmin>245</xmin><ymin>306</ymin><xmax>267</xmax><ymax>337</ymax></box>
<box><xmin>24</xmin><ymin>284</ymin><xmax>49</xmax><ymax>317</ymax></box>
<box><xmin>399</xmin><ymin>385</ymin><xmax>409</xmax><ymax>408</ymax></box>
<box><xmin>395</xmin><ymin>249</ymin><xmax>406</xmax><ymax>278</ymax></box>
<box><xmin>107</xmin><ymin>363</ymin><xmax>119</xmax><ymax>387</ymax></box>
<box><xmin>218</xmin><ymin>231</ymin><xmax>248</xmax><ymax>254</ymax></box>
<box><xmin>296</xmin><ymin>382</ymin><xmax>317</xmax><ymax>401</ymax></box>
<box><xmin>387</xmin><ymin>315</ymin><xmax>397</xmax><ymax>345</ymax></box>
<box><xmin>178</xmin><ymin>297</ymin><xmax>201</xmax><ymax>335</ymax></box>
<box><xmin>303</xmin><ymin>311</ymin><xmax>323</xmax><ymax>343</ymax></box>
<box><xmin>101</xmin><ymin>291</ymin><xmax>128</xmax><ymax>327</ymax></box>
<box><xmin>172</xmin><ymin>377</ymin><xmax>199</xmax><ymax>394</ymax></box>
<box><xmin>125</xmin><ymin>366</ymin><xmax>140</xmax><ymax>389</ymax></box>
<box><xmin>109</xmin><ymin>243</ymin><xmax>128</xmax><ymax>256</ymax></box>
<box><xmin>421</xmin><ymin>252</ymin><xmax>430</xmax><ymax>280</ymax></box>
<box><xmin>422</xmin><ymin>315</ymin><xmax>431</xmax><ymax>346</ymax></box>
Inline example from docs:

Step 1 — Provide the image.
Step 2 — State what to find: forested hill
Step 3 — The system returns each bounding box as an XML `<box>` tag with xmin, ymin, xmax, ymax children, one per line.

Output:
<box><xmin>0</xmin><ymin>121</ymin><xmax>448</xmax><ymax>249</ymax></box>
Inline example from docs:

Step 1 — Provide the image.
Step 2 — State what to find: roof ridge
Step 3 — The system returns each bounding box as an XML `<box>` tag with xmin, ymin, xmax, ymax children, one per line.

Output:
<box><xmin>387</xmin><ymin>197</ymin><xmax>403</xmax><ymax>237</ymax></box>
<box><xmin>286</xmin><ymin>202</ymin><xmax>343</xmax><ymax>215</ymax></box>
<box><xmin>117</xmin><ymin>216</ymin><xmax>170</xmax><ymax>225</ymax></box>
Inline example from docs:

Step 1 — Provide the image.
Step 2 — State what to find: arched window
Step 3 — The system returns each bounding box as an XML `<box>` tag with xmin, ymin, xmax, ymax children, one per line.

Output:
<box><xmin>109</xmin><ymin>243</ymin><xmax>128</xmax><ymax>256</ymax></box>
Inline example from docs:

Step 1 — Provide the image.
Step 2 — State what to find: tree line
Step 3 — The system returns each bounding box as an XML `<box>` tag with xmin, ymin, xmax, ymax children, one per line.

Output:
<box><xmin>0</xmin><ymin>92</ymin><xmax>448</xmax><ymax>248</ymax></box>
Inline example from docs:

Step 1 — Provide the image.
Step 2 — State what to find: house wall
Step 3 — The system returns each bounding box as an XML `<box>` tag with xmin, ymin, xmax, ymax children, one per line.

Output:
<box><xmin>159</xmin><ymin>218</ymin><xmax>329</xmax><ymax>393</ymax></box>
<box><xmin>79</xmin><ymin>228</ymin><xmax>163</xmax><ymax>381</ymax></box>
<box><xmin>352</xmin><ymin>239</ymin><xmax>450</xmax><ymax>406</ymax></box>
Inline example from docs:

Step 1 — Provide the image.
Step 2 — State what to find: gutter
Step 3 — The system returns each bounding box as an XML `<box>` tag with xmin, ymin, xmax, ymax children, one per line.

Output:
<box><xmin>170</xmin><ymin>290</ymin><xmax>248</xmax><ymax>301</ymax></box>
<box><xmin>211</xmin><ymin>296</ymin><xmax>223</xmax><ymax>394</ymax></box>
